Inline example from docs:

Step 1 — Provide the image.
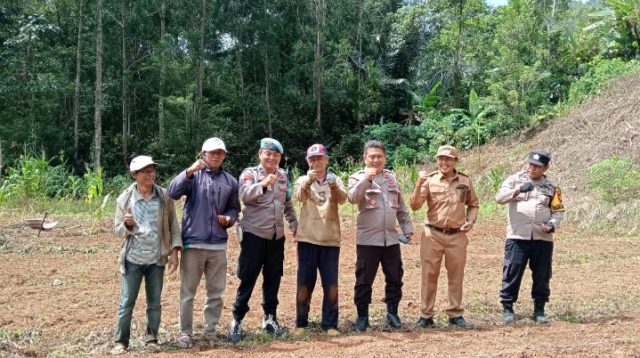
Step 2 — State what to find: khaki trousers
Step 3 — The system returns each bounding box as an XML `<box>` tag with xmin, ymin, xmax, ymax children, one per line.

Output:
<box><xmin>179</xmin><ymin>249</ymin><xmax>227</xmax><ymax>338</ymax></box>
<box><xmin>420</xmin><ymin>227</ymin><xmax>468</xmax><ymax>319</ymax></box>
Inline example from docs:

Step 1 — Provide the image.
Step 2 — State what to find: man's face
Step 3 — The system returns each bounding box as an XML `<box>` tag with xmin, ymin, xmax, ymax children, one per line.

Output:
<box><xmin>436</xmin><ymin>155</ymin><xmax>457</xmax><ymax>176</ymax></box>
<box><xmin>307</xmin><ymin>155</ymin><xmax>328</xmax><ymax>171</ymax></box>
<box><xmin>259</xmin><ymin>149</ymin><xmax>282</xmax><ymax>172</ymax></box>
<box><xmin>132</xmin><ymin>165</ymin><xmax>156</xmax><ymax>186</ymax></box>
<box><xmin>527</xmin><ymin>162</ymin><xmax>548</xmax><ymax>180</ymax></box>
<box><xmin>202</xmin><ymin>149</ymin><xmax>226</xmax><ymax>170</ymax></box>
<box><xmin>364</xmin><ymin>147</ymin><xmax>386</xmax><ymax>172</ymax></box>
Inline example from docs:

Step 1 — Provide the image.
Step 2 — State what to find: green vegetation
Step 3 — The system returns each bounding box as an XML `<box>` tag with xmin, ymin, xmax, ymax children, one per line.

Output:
<box><xmin>1</xmin><ymin>0</ymin><xmax>640</xmax><ymax>179</ymax></box>
<box><xmin>588</xmin><ymin>157</ymin><xmax>640</xmax><ymax>203</ymax></box>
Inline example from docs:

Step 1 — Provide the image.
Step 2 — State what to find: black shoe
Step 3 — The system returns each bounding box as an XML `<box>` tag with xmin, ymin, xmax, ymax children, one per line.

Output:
<box><xmin>386</xmin><ymin>312</ymin><xmax>404</xmax><ymax>329</ymax></box>
<box><xmin>262</xmin><ymin>314</ymin><xmax>282</xmax><ymax>334</ymax></box>
<box><xmin>533</xmin><ymin>301</ymin><xmax>548</xmax><ymax>323</ymax></box>
<box><xmin>415</xmin><ymin>317</ymin><xmax>435</xmax><ymax>329</ymax></box>
<box><xmin>448</xmin><ymin>316</ymin><xmax>474</xmax><ymax>329</ymax></box>
<box><xmin>353</xmin><ymin>316</ymin><xmax>369</xmax><ymax>333</ymax></box>
<box><xmin>228</xmin><ymin>319</ymin><xmax>243</xmax><ymax>343</ymax></box>
<box><xmin>503</xmin><ymin>303</ymin><xmax>515</xmax><ymax>324</ymax></box>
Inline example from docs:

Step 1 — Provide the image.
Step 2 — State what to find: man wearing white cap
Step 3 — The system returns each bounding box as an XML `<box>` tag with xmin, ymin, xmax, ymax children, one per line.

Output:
<box><xmin>168</xmin><ymin>138</ymin><xmax>240</xmax><ymax>348</ymax></box>
<box><xmin>111</xmin><ymin>156</ymin><xmax>182</xmax><ymax>354</ymax></box>
<box><xmin>293</xmin><ymin>143</ymin><xmax>347</xmax><ymax>336</ymax></box>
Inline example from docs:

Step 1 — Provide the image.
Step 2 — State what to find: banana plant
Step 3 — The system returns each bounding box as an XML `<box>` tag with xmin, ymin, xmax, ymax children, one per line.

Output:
<box><xmin>449</xmin><ymin>89</ymin><xmax>494</xmax><ymax>147</ymax></box>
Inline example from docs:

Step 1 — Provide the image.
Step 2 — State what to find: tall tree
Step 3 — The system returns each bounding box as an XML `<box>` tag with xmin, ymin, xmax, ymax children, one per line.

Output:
<box><xmin>312</xmin><ymin>0</ymin><xmax>326</xmax><ymax>127</ymax></box>
<box><xmin>73</xmin><ymin>0</ymin><xmax>85</xmax><ymax>161</ymax></box>
<box><xmin>94</xmin><ymin>0</ymin><xmax>104</xmax><ymax>173</ymax></box>
<box><xmin>121</xmin><ymin>0</ymin><xmax>130</xmax><ymax>166</ymax></box>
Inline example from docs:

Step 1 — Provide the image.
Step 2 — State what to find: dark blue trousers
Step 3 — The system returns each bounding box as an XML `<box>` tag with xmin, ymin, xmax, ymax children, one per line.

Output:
<box><xmin>232</xmin><ymin>231</ymin><xmax>285</xmax><ymax>321</ymax></box>
<box><xmin>296</xmin><ymin>241</ymin><xmax>340</xmax><ymax>330</ymax></box>
<box><xmin>499</xmin><ymin>239</ymin><xmax>553</xmax><ymax>304</ymax></box>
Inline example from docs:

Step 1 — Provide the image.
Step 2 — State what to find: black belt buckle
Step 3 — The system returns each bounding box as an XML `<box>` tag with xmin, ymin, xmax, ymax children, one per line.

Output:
<box><xmin>428</xmin><ymin>224</ymin><xmax>459</xmax><ymax>235</ymax></box>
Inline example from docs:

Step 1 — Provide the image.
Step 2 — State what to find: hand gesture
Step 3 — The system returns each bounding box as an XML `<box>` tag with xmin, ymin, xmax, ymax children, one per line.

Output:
<box><xmin>307</xmin><ymin>169</ymin><xmax>318</xmax><ymax>183</ymax></box>
<box><xmin>365</xmin><ymin>168</ymin><xmax>377</xmax><ymax>181</ymax></box>
<box><xmin>460</xmin><ymin>221</ymin><xmax>474</xmax><ymax>232</ymax></box>
<box><xmin>417</xmin><ymin>170</ymin><xmax>429</xmax><ymax>184</ymax></box>
<box><xmin>519</xmin><ymin>182</ymin><xmax>534</xmax><ymax>193</ymax></box>
<box><xmin>541</xmin><ymin>222</ymin><xmax>555</xmax><ymax>233</ymax></box>
<box><xmin>217</xmin><ymin>215</ymin><xmax>232</xmax><ymax>226</ymax></box>
<box><xmin>187</xmin><ymin>159</ymin><xmax>208</xmax><ymax>177</ymax></box>
<box><xmin>326</xmin><ymin>172</ymin><xmax>337</xmax><ymax>186</ymax></box>
<box><xmin>124</xmin><ymin>207</ymin><xmax>136</xmax><ymax>227</ymax></box>
<box><xmin>261</xmin><ymin>174</ymin><xmax>277</xmax><ymax>189</ymax></box>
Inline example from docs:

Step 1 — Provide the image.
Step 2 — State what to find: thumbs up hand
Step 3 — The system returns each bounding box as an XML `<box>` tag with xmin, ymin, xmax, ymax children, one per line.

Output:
<box><xmin>124</xmin><ymin>206</ymin><xmax>136</xmax><ymax>227</ymax></box>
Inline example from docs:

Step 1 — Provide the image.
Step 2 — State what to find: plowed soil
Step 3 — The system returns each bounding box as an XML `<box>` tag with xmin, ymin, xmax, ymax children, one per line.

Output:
<box><xmin>1</xmin><ymin>215</ymin><xmax>638</xmax><ymax>357</ymax></box>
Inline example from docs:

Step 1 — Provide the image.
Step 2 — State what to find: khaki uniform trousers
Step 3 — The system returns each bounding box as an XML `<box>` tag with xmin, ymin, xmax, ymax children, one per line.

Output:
<box><xmin>420</xmin><ymin>227</ymin><xmax>468</xmax><ymax>319</ymax></box>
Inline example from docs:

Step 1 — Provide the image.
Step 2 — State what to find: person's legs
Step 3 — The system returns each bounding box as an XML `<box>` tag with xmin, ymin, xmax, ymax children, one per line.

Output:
<box><xmin>499</xmin><ymin>239</ymin><xmax>530</xmax><ymax>305</ymax></box>
<box><xmin>296</xmin><ymin>242</ymin><xmax>319</xmax><ymax>328</ymax></box>
<box><xmin>179</xmin><ymin>249</ymin><xmax>206</xmax><ymax>336</ymax></box>
<box><xmin>143</xmin><ymin>263</ymin><xmax>165</xmax><ymax>343</ymax></box>
<box><xmin>232</xmin><ymin>232</ymin><xmax>266</xmax><ymax>322</ymax></box>
<box><xmin>261</xmin><ymin>236</ymin><xmax>285</xmax><ymax>318</ymax></box>
<box><xmin>529</xmin><ymin>240</ymin><xmax>553</xmax><ymax>322</ymax></box>
<box><xmin>203</xmin><ymin>249</ymin><xmax>227</xmax><ymax>339</ymax></box>
<box><xmin>443</xmin><ymin>233</ymin><xmax>468</xmax><ymax>318</ymax></box>
<box><xmin>420</xmin><ymin>229</ymin><xmax>445</xmax><ymax>319</ymax></box>
<box><xmin>353</xmin><ymin>245</ymin><xmax>381</xmax><ymax>313</ymax></box>
<box><xmin>380</xmin><ymin>244</ymin><xmax>403</xmax><ymax>308</ymax></box>
<box><xmin>318</xmin><ymin>245</ymin><xmax>340</xmax><ymax>331</ymax></box>
<box><xmin>529</xmin><ymin>240</ymin><xmax>553</xmax><ymax>302</ymax></box>
<box><xmin>114</xmin><ymin>261</ymin><xmax>144</xmax><ymax>346</ymax></box>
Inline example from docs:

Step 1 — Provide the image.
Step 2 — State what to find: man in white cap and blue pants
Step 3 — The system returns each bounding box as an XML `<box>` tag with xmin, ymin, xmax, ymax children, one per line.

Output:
<box><xmin>228</xmin><ymin>137</ymin><xmax>298</xmax><ymax>343</ymax></box>
<box><xmin>111</xmin><ymin>155</ymin><xmax>182</xmax><ymax>354</ymax></box>
<box><xmin>168</xmin><ymin>138</ymin><xmax>240</xmax><ymax>347</ymax></box>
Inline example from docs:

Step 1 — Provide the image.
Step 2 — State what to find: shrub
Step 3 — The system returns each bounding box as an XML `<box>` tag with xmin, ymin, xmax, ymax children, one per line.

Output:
<box><xmin>568</xmin><ymin>58</ymin><xmax>639</xmax><ymax>104</ymax></box>
<box><xmin>587</xmin><ymin>157</ymin><xmax>640</xmax><ymax>203</ymax></box>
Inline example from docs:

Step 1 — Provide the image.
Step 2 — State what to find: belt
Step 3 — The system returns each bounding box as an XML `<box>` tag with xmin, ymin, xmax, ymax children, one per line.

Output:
<box><xmin>426</xmin><ymin>224</ymin><xmax>460</xmax><ymax>235</ymax></box>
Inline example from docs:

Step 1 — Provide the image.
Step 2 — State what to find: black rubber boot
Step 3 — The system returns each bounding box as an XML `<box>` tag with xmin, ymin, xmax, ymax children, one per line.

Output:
<box><xmin>502</xmin><ymin>302</ymin><xmax>515</xmax><ymax>324</ymax></box>
<box><xmin>354</xmin><ymin>305</ymin><xmax>370</xmax><ymax>332</ymax></box>
<box><xmin>386</xmin><ymin>303</ymin><xmax>404</xmax><ymax>329</ymax></box>
<box><xmin>533</xmin><ymin>300</ymin><xmax>548</xmax><ymax>323</ymax></box>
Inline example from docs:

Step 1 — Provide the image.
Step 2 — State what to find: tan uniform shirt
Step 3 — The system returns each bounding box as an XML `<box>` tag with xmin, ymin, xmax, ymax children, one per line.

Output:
<box><xmin>294</xmin><ymin>175</ymin><xmax>347</xmax><ymax>247</ymax></box>
<box><xmin>348</xmin><ymin>169</ymin><xmax>413</xmax><ymax>246</ymax></box>
<box><xmin>239</xmin><ymin>165</ymin><xmax>298</xmax><ymax>240</ymax></box>
<box><xmin>411</xmin><ymin>171</ymin><xmax>479</xmax><ymax>228</ymax></box>
<box><xmin>495</xmin><ymin>171</ymin><xmax>565</xmax><ymax>242</ymax></box>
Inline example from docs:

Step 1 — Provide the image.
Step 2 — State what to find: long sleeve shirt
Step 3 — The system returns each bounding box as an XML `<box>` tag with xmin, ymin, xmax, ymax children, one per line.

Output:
<box><xmin>167</xmin><ymin>167</ymin><xmax>240</xmax><ymax>246</ymax></box>
<box><xmin>495</xmin><ymin>171</ymin><xmax>565</xmax><ymax>242</ymax></box>
<box><xmin>294</xmin><ymin>174</ymin><xmax>347</xmax><ymax>247</ymax></box>
<box><xmin>348</xmin><ymin>169</ymin><xmax>413</xmax><ymax>246</ymax></box>
<box><xmin>239</xmin><ymin>165</ymin><xmax>298</xmax><ymax>240</ymax></box>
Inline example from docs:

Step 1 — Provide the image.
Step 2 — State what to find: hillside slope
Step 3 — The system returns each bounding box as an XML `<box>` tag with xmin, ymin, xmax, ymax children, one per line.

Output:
<box><xmin>464</xmin><ymin>72</ymin><xmax>640</xmax><ymax>226</ymax></box>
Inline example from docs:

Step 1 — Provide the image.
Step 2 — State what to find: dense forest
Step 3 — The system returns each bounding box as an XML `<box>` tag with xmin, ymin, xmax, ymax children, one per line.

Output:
<box><xmin>1</xmin><ymin>0</ymin><xmax>639</xmax><ymax>178</ymax></box>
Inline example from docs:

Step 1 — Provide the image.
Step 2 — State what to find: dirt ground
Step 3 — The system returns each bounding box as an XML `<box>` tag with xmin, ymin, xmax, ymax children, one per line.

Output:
<box><xmin>0</xmin><ymin>214</ymin><xmax>639</xmax><ymax>358</ymax></box>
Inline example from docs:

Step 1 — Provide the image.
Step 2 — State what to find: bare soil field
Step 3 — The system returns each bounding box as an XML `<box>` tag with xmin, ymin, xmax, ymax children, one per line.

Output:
<box><xmin>1</xmin><ymin>214</ymin><xmax>638</xmax><ymax>357</ymax></box>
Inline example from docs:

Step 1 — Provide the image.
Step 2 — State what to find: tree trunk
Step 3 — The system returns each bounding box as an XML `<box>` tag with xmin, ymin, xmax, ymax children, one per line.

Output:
<box><xmin>195</xmin><ymin>0</ymin><xmax>207</xmax><ymax>133</ymax></box>
<box><xmin>313</xmin><ymin>0</ymin><xmax>325</xmax><ymax>128</ymax></box>
<box><xmin>93</xmin><ymin>0</ymin><xmax>103</xmax><ymax>173</ymax></box>
<box><xmin>158</xmin><ymin>1</ymin><xmax>166</xmax><ymax>141</ymax></box>
<box><xmin>121</xmin><ymin>0</ymin><xmax>129</xmax><ymax>167</ymax></box>
<box><xmin>264</xmin><ymin>51</ymin><xmax>273</xmax><ymax>137</ymax></box>
<box><xmin>236</xmin><ymin>47</ymin><xmax>248</xmax><ymax>130</ymax></box>
<box><xmin>452</xmin><ymin>0</ymin><xmax>465</xmax><ymax>108</ymax></box>
<box><xmin>73</xmin><ymin>0</ymin><xmax>84</xmax><ymax>161</ymax></box>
